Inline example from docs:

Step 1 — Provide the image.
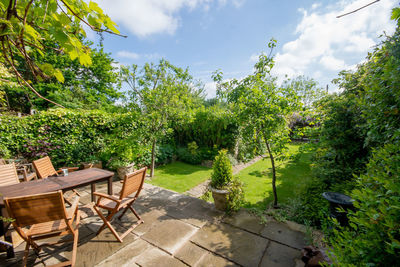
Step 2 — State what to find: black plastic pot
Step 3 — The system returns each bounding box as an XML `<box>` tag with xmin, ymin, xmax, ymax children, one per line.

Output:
<box><xmin>322</xmin><ymin>192</ymin><xmax>354</xmax><ymax>226</ymax></box>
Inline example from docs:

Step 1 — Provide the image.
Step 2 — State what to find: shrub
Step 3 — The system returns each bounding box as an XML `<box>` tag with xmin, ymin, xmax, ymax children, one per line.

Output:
<box><xmin>328</xmin><ymin>143</ymin><xmax>400</xmax><ymax>266</ymax></box>
<box><xmin>210</xmin><ymin>149</ymin><xmax>233</xmax><ymax>189</ymax></box>
<box><xmin>156</xmin><ymin>144</ymin><xmax>175</xmax><ymax>165</ymax></box>
<box><xmin>226</xmin><ymin>177</ymin><xmax>245</xmax><ymax>213</ymax></box>
<box><xmin>0</xmin><ymin>109</ymin><xmax>142</xmax><ymax>167</ymax></box>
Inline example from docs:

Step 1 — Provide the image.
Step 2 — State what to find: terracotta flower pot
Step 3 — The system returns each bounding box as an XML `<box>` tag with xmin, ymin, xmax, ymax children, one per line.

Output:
<box><xmin>211</xmin><ymin>187</ymin><xmax>229</xmax><ymax>211</ymax></box>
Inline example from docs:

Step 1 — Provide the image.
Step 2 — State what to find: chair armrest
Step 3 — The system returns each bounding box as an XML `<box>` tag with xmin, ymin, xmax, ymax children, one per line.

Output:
<box><xmin>93</xmin><ymin>192</ymin><xmax>121</xmax><ymax>203</ymax></box>
<box><xmin>66</xmin><ymin>196</ymin><xmax>80</xmax><ymax>220</ymax></box>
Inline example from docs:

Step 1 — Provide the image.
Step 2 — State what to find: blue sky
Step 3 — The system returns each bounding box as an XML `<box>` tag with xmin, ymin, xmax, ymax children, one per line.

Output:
<box><xmin>92</xmin><ymin>0</ymin><xmax>397</xmax><ymax>97</ymax></box>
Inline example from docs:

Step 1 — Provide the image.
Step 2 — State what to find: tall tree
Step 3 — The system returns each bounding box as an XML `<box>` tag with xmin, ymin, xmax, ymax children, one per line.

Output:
<box><xmin>5</xmin><ymin>41</ymin><xmax>122</xmax><ymax>112</ymax></box>
<box><xmin>0</xmin><ymin>0</ymin><xmax>123</xmax><ymax>107</ymax></box>
<box><xmin>121</xmin><ymin>59</ymin><xmax>204</xmax><ymax>177</ymax></box>
<box><xmin>215</xmin><ymin>40</ymin><xmax>299</xmax><ymax>208</ymax></box>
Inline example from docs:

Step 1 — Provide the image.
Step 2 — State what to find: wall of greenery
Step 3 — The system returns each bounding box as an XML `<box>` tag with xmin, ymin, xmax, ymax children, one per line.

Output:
<box><xmin>0</xmin><ymin>108</ymin><xmax>143</xmax><ymax>168</ymax></box>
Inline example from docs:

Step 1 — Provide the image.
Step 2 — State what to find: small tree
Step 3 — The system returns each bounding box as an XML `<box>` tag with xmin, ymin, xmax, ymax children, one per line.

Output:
<box><xmin>210</xmin><ymin>149</ymin><xmax>233</xmax><ymax>189</ymax></box>
<box><xmin>215</xmin><ymin>40</ymin><xmax>299</xmax><ymax>208</ymax></box>
<box><xmin>121</xmin><ymin>59</ymin><xmax>204</xmax><ymax>177</ymax></box>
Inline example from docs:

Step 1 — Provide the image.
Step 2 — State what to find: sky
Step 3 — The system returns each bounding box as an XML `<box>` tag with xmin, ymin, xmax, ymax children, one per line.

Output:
<box><xmin>90</xmin><ymin>0</ymin><xmax>397</xmax><ymax>98</ymax></box>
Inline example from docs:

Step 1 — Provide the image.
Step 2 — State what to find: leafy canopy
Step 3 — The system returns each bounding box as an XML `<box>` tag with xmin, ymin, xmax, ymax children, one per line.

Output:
<box><xmin>0</xmin><ymin>0</ymin><xmax>123</xmax><ymax>107</ymax></box>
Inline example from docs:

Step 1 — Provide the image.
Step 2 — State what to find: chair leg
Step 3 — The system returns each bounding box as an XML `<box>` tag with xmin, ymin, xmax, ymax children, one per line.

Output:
<box><xmin>71</xmin><ymin>230</ymin><xmax>79</xmax><ymax>267</ymax></box>
<box><xmin>117</xmin><ymin>204</ymin><xmax>130</xmax><ymax>220</ymax></box>
<box><xmin>93</xmin><ymin>206</ymin><xmax>123</xmax><ymax>242</ymax></box>
<box><xmin>129</xmin><ymin>206</ymin><xmax>143</xmax><ymax>222</ymax></box>
<box><xmin>23</xmin><ymin>241</ymin><xmax>30</xmax><ymax>267</ymax></box>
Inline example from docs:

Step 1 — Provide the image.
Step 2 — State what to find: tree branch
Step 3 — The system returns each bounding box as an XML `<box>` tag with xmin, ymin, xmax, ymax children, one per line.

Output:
<box><xmin>59</xmin><ymin>0</ymin><xmax>127</xmax><ymax>38</ymax></box>
<box><xmin>2</xmin><ymin>40</ymin><xmax>65</xmax><ymax>108</ymax></box>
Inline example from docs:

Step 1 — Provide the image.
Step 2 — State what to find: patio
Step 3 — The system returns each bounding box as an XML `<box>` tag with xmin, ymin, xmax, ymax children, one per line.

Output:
<box><xmin>1</xmin><ymin>181</ymin><xmax>306</xmax><ymax>267</ymax></box>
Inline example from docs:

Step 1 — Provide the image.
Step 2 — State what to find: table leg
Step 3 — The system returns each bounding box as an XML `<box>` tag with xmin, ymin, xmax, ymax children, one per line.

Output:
<box><xmin>107</xmin><ymin>176</ymin><xmax>113</xmax><ymax>195</ymax></box>
<box><xmin>91</xmin><ymin>183</ymin><xmax>96</xmax><ymax>202</ymax></box>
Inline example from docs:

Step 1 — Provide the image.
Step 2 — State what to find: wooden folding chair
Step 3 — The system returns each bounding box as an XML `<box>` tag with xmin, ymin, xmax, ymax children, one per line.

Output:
<box><xmin>32</xmin><ymin>156</ymin><xmax>78</xmax><ymax>179</ymax></box>
<box><xmin>0</xmin><ymin>163</ymin><xmax>20</xmax><ymax>186</ymax></box>
<box><xmin>33</xmin><ymin>156</ymin><xmax>80</xmax><ymax>203</ymax></box>
<box><xmin>4</xmin><ymin>191</ymin><xmax>80</xmax><ymax>267</ymax></box>
<box><xmin>93</xmin><ymin>167</ymin><xmax>147</xmax><ymax>242</ymax></box>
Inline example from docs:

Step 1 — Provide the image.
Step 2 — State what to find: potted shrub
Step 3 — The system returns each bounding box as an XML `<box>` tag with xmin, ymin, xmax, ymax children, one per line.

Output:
<box><xmin>210</xmin><ymin>150</ymin><xmax>234</xmax><ymax>211</ymax></box>
<box><xmin>106</xmin><ymin>145</ymin><xmax>135</xmax><ymax>179</ymax></box>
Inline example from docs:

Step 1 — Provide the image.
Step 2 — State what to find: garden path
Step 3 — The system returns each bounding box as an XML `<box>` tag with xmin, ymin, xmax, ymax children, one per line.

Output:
<box><xmin>185</xmin><ymin>155</ymin><xmax>265</xmax><ymax>197</ymax></box>
<box><xmin>1</xmin><ymin>182</ymin><xmax>306</xmax><ymax>267</ymax></box>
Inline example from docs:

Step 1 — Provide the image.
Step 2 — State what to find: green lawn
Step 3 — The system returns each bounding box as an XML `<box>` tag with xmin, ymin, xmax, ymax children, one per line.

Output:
<box><xmin>147</xmin><ymin>161</ymin><xmax>212</xmax><ymax>193</ymax></box>
<box><xmin>237</xmin><ymin>144</ymin><xmax>312</xmax><ymax>210</ymax></box>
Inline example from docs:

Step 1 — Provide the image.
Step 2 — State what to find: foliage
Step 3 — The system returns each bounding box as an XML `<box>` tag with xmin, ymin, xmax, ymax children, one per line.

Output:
<box><xmin>226</xmin><ymin>177</ymin><xmax>245</xmax><ymax>214</ymax></box>
<box><xmin>173</xmin><ymin>105</ymin><xmax>238</xmax><ymax>150</ymax></box>
<box><xmin>156</xmin><ymin>144</ymin><xmax>175</xmax><ymax>165</ymax></box>
<box><xmin>0</xmin><ymin>109</ymin><xmax>141</xmax><ymax>167</ymax></box>
<box><xmin>210</xmin><ymin>149</ymin><xmax>233</xmax><ymax>189</ymax></box>
<box><xmin>5</xmin><ymin>41</ymin><xmax>122</xmax><ymax>112</ymax></box>
<box><xmin>328</xmin><ymin>143</ymin><xmax>400</xmax><ymax>266</ymax></box>
<box><xmin>0</xmin><ymin>0</ymin><xmax>122</xmax><ymax>107</ymax></box>
<box><xmin>282</xmin><ymin>75</ymin><xmax>327</xmax><ymax>109</ymax></box>
<box><xmin>121</xmin><ymin>59</ymin><xmax>204</xmax><ymax>176</ymax></box>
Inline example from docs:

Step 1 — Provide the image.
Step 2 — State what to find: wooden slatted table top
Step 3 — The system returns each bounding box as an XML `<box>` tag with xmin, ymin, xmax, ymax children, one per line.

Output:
<box><xmin>0</xmin><ymin>168</ymin><xmax>114</xmax><ymax>206</ymax></box>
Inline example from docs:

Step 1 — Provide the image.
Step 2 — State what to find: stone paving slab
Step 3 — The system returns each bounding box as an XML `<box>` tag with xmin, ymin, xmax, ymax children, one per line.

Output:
<box><xmin>261</xmin><ymin>221</ymin><xmax>306</xmax><ymax>249</ymax></box>
<box><xmin>191</xmin><ymin>222</ymin><xmax>269</xmax><ymax>267</ymax></box>
<box><xmin>141</xmin><ymin>219</ymin><xmax>198</xmax><ymax>254</ymax></box>
<box><xmin>196</xmin><ymin>252</ymin><xmax>239</xmax><ymax>267</ymax></box>
<box><xmin>134</xmin><ymin>247</ymin><xmax>187</xmax><ymax>267</ymax></box>
<box><xmin>260</xmin><ymin>241</ymin><xmax>302</xmax><ymax>267</ymax></box>
<box><xmin>174</xmin><ymin>241</ymin><xmax>208</xmax><ymax>266</ymax></box>
<box><xmin>223</xmin><ymin>208</ymin><xmax>265</xmax><ymax>235</ymax></box>
<box><xmin>96</xmin><ymin>238</ymin><xmax>151</xmax><ymax>267</ymax></box>
<box><xmin>62</xmin><ymin>227</ymin><xmax>137</xmax><ymax>266</ymax></box>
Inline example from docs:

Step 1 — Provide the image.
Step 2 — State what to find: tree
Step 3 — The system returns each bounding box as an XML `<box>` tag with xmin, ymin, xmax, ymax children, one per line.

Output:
<box><xmin>0</xmin><ymin>0</ymin><xmax>123</xmax><ymax>107</ymax></box>
<box><xmin>215</xmin><ymin>40</ymin><xmax>299</xmax><ymax>208</ymax></box>
<box><xmin>282</xmin><ymin>75</ymin><xmax>326</xmax><ymax>109</ymax></box>
<box><xmin>121</xmin><ymin>59</ymin><xmax>204</xmax><ymax>177</ymax></box>
<box><xmin>5</xmin><ymin>40</ymin><xmax>122</xmax><ymax>112</ymax></box>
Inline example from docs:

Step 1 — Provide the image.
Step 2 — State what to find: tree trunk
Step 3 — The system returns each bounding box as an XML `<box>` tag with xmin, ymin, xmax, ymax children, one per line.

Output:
<box><xmin>265</xmin><ymin>139</ymin><xmax>278</xmax><ymax>208</ymax></box>
<box><xmin>150</xmin><ymin>139</ymin><xmax>156</xmax><ymax>177</ymax></box>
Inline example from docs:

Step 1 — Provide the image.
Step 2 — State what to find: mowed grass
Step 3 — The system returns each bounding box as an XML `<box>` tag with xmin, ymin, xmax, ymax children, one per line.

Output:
<box><xmin>237</xmin><ymin>144</ymin><xmax>312</xmax><ymax>210</ymax></box>
<box><xmin>147</xmin><ymin>161</ymin><xmax>212</xmax><ymax>193</ymax></box>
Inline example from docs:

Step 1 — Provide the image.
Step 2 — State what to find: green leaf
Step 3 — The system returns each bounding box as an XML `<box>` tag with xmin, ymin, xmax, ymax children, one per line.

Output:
<box><xmin>79</xmin><ymin>52</ymin><xmax>92</xmax><ymax>66</ymax></box>
<box><xmin>54</xmin><ymin>69</ymin><xmax>65</xmax><ymax>83</ymax></box>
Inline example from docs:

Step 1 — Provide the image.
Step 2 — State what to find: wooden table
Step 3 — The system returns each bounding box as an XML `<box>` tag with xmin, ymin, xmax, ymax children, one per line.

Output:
<box><xmin>0</xmin><ymin>168</ymin><xmax>114</xmax><ymax>258</ymax></box>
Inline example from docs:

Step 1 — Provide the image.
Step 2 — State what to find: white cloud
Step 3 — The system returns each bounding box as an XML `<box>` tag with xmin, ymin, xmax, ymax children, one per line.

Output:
<box><xmin>116</xmin><ymin>51</ymin><xmax>163</xmax><ymax>62</ymax></box>
<box><xmin>249</xmin><ymin>53</ymin><xmax>259</xmax><ymax>63</ymax></box>
<box><xmin>319</xmin><ymin>55</ymin><xmax>348</xmax><ymax>71</ymax></box>
<box><xmin>97</xmin><ymin>0</ymin><xmax>244</xmax><ymax>38</ymax></box>
<box><xmin>116</xmin><ymin>51</ymin><xmax>140</xmax><ymax>60</ymax></box>
<box><xmin>272</xmin><ymin>0</ymin><xmax>396</xmax><ymax>85</ymax></box>
<box><xmin>204</xmin><ymin>81</ymin><xmax>217</xmax><ymax>98</ymax></box>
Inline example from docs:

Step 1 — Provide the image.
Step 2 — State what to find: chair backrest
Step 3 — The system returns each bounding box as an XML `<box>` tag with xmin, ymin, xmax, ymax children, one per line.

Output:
<box><xmin>33</xmin><ymin>156</ymin><xmax>58</xmax><ymax>179</ymax></box>
<box><xmin>0</xmin><ymin>163</ymin><xmax>20</xmax><ymax>186</ymax></box>
<box><xmin>120</xmin><ymin>167</ymin><xmax>147</xmax><ymax>199</ymax></box>
<box><xmin>5</xmin><ymin>191</ymin><xmax>67</xmax><ymax>227</ymax></box>
<box><xmin>0</xmin><ymin>158</ymin><xmax>7</xmax><ymax>165</ymax></box>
